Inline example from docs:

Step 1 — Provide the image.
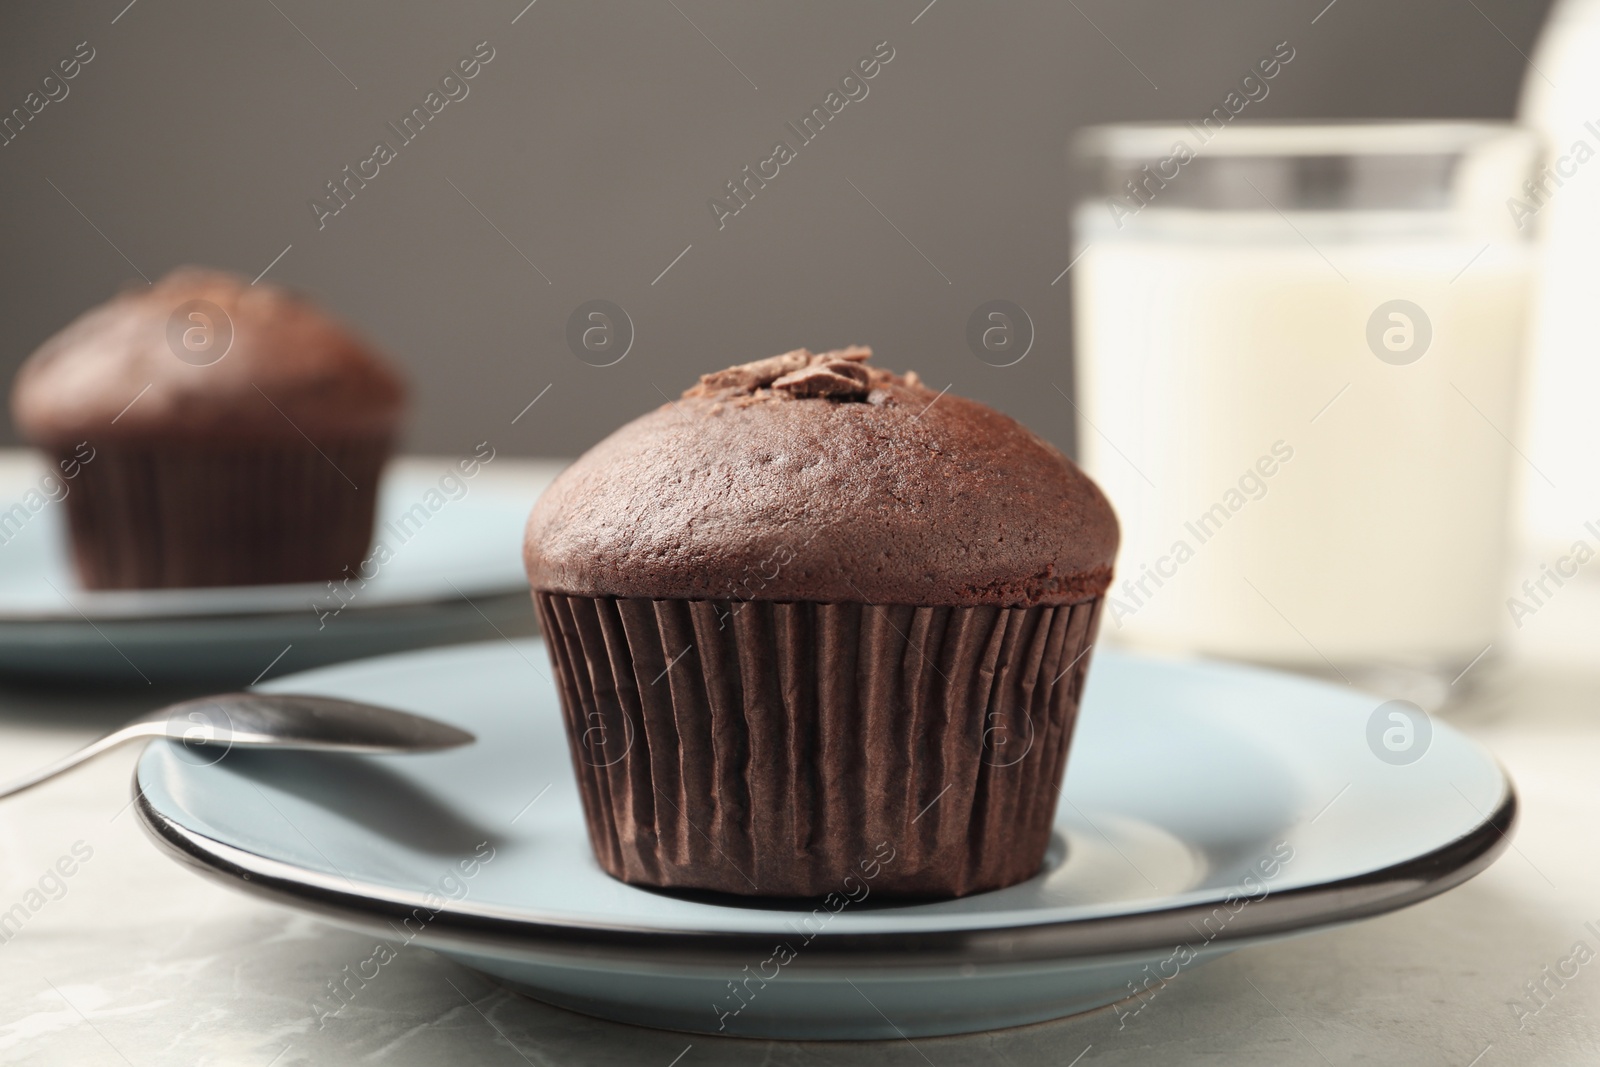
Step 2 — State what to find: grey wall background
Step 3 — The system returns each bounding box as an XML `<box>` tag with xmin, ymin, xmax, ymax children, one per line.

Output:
<box><xmin>0</xmin><ymin>0</ymin><xmax>1555</xmax><ymax>459</ymax></box>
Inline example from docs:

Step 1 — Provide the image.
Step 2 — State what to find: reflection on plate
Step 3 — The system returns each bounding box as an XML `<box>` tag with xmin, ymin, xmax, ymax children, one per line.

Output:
<box><xmin>0</xmin><ymin>455</ymin><xmax>559</xmax><ymax>683</ymax></box>
<box><xmin>137</xmin><ymin>640</ymin><xmax>1514</xmax><ymax>1039</ymax></box>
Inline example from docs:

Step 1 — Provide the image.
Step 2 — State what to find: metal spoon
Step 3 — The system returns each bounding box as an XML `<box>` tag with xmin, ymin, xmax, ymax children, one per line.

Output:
<box><xmin>0</xmin><ymin>693</ymin><xmax>475</xmax><ymax>800</ymax></box>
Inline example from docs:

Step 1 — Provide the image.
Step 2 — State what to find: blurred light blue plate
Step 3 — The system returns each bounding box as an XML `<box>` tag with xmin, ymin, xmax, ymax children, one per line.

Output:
<box><xmin>135</xmin><ymin>639</ymin><xmax>1514</xmax><ymax>1040</ymax></box>
<box><xmin>0</xmin><ymin>456</ymin><xmax>559</xmax><ymax>684</ymax></box>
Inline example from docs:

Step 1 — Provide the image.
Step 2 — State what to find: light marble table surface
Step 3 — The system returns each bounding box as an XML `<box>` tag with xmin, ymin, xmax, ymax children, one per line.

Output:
<box><xmin>0</xmin><ymin>454</ymin><xmax>1596</xmax><ymax>1065</ymax></box>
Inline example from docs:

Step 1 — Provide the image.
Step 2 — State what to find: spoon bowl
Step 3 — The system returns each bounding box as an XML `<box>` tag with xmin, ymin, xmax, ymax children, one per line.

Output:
<box><xmin>0</xmin><ymin>692</ymin><xmax>474</xmax><ymax>801</ymax></box>
<box><xmin>156</xmin><ymin>693</ymin><xmax>477</xmax><ymax>753</ymax></box>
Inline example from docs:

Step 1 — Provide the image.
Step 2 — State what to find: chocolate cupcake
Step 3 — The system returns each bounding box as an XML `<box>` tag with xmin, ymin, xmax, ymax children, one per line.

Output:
<box><xmin>11</xmin><ymin>268</ymin><xmax>406</xmax><ymax>589</ymax></box>
<box><xmin>525</xmin><ymin>347</ymin><xmax>1117</xmax><ymax>898</ymax></box>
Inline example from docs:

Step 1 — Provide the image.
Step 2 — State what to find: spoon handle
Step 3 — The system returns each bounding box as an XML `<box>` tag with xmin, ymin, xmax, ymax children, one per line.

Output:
<box><xmin>0</xmin><ymin>722</ymin><xmax>168</xmax><ymax>801</ymax></box>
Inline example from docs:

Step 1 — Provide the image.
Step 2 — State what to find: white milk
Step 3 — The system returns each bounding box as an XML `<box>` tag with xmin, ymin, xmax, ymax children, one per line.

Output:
<box><xmin>1520</xmin><ymin>0</ymin><xmax>1600</xmax><ymax>553</ymax></box>
<box><xmin>1073</xmin><ymin>210</ymin><xmax>1531</xmax><ymax>670</ymax></box>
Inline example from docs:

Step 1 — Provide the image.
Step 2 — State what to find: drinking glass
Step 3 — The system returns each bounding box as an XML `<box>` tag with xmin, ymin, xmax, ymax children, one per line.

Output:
<box><xmin>1071</xmin><ymin>122</ymin><xmax>1539</xmax><ymax>699</ymax></box>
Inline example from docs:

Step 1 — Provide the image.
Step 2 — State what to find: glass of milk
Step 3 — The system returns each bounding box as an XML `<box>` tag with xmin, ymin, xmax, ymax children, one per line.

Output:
<box><xmin>1071</xmin><ymin>123</ymin><xmax>1539</xmax><ymax>699</ymax></box>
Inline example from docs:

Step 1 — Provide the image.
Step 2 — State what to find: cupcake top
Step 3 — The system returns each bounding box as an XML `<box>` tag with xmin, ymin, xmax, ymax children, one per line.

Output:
<box><xmin>524</xmin><ymin>347</ymin><xmax>1118</xmax><ymax>607</ymax></box>
<box><xmin>12</xmin><ymin>268</ymin><xmax>406</xmax><ymax>445</ymax></box>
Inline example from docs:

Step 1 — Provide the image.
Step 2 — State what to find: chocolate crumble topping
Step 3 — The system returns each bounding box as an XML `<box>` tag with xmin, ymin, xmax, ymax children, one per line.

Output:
<box><xmin>685</xmin><ymin>346</ymin><xmax>910</xmax><ymax>404</ymax></box>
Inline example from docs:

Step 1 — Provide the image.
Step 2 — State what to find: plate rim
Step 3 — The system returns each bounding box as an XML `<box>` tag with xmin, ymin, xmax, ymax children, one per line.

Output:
<box><xmin>0</xmin><ymin>586</ymin><xmax>532</xmax><ymax>628</ymax></box>
<box><xmin>134</xmin><ymin>762</ymin><xmax>1516</xmax><ymax>970</ymax></box>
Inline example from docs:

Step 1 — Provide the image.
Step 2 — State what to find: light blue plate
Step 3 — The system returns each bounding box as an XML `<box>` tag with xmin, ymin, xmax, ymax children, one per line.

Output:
<box><xmin>0</xmin><ymin>459</ymin><xmax>557</xmax><ymax>683</ymax></box>
<box><xmin>135</xmin><ymin>640</ymin><xmax>1513</xmax><ymax>1039</ymax></box>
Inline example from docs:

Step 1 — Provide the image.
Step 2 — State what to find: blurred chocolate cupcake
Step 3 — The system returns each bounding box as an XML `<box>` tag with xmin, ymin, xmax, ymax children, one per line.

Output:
<box><xmin>11</xmin><ymin>268</ymin><xmax>406</xmax><ymax>589</ymax></box>
<box><xmin>525</xmin><ymin>346</ymin><xmax>1117</xmax><ymax>898</ymax></box>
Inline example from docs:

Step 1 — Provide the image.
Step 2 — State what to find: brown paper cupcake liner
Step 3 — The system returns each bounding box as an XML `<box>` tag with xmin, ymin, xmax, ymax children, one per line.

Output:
<box><xmin>55</xmin><ymin>440</ymin><xmax>390</xmax><ymax>589</ymax></box>
<box><xmin>534</xmin><ymin>591</ymin><xmax>1104</xmax><ymax>899</ymax></box>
